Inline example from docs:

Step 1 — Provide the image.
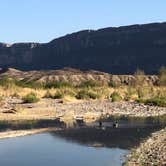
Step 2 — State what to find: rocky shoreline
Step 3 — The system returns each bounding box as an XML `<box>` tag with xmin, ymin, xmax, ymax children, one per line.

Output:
<box><xmin>0</xmin><ymin>98</ymin><xmax>166</xmax><ymax>122</ymax></box>
<box><xmin>124</xmin><ymin>128</ymin><xmax>166</xmax><ymax>166</ymax></box>
<box><xmin>0</xmin><ymin>98</ymin><xmax>166</xmax><ymax>166</ymax></box>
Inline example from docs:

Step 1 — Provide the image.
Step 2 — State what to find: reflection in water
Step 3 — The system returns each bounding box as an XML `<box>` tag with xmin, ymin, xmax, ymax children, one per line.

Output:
<box><xmin>0</xmin><ymin>117</ymin><xmax>165</xmax><ymax>166</ymax></box>
<box><xmin>0</xmin><ymin>132</ymin><xmax>128</xmax><ymax>166</ymax></box>
<box><xmin>0</xmin><ymin>119</ymin><xmax>65</xmax><ymax>131</ymax></box>
<box><xmin>51</xmin><ymin>125</ymin><xmax>163</xmax><ymax>150</ymax></box>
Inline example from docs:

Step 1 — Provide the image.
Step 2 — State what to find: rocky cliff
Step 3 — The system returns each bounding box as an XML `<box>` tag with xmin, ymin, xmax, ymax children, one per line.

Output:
<box><xmin>0</xmin><ymin>22</ymin><xmax>166</xmax><ymax>74</ymax></box>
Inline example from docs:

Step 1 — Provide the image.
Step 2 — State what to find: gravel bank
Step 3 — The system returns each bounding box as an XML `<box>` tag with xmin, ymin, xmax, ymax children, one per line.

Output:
<box><xmin>0</xmin><ymin>98</ymin><xmax>166</xmax><ymax>121</ymax></box>
<box><xmin>125</xmin><ymin>128</ymin><xmax>166</xmax><ymax>166</ymax></box>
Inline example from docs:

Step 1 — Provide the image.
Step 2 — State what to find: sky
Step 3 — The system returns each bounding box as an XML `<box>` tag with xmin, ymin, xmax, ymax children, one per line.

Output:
<box><xmin>0</xmin><ymin>0</ymin><xmax>166</xmax><ymax>43</ymax></box>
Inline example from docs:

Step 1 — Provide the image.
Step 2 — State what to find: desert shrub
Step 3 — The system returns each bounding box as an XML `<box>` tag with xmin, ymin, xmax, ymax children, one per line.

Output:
<box><xmin>0</xmin><ymin>77</ymin><xmax>43</xmax><ymax>89</ymax></box>
<box><xmin>44</xmin><ymin>90</ymin><xmax>54</xmax><ymax>98</ymax></box>
<box><xmin>53</xmin><ymin>91</ymin><xmax>64</xmax><ymax>99</ymax></box>
<box><xmin>133</xmin><ymin>68</ymin><xmax>145</xmax><ymax>86</ymax></box>
<box><xmin>0</xmin><ymin>96</ymin><xmax>4</xmax><ymax>107</ymax></box>
<box><xmin>23</xmin><ymin>93</ymin><xmax>40</xmax><ymax>103</ymax></box>
<box><xmin>0</xmin><ymin>77</ymin><xmax>16</xmax><ymax>89</ymax></box>
<box><xmin>158</xmin><ymin>66</ymin><xmax>166</xmax><ymax>86</ymax></box>
<box><xmin>44</xmin><ymin>81</ymin><xmax>73</xmax><ymax>89</ymax></box>
<box><xmin>110</xmin><ymin>92</ymin><xmax>122</xmax><ymax>102</ymax></box>
<box><xmin>76</xmin><ymin>89</ymin><xmax>100</xmax><ymax>99</ymax></box>
<box><xmin>108</xmin><ymin>80</ymin><xmax>120</xmax><ymax>88</ymax></box>
<box><xmin>136</xmin><ymin>96</ymin><xmax>166</xmax><ymax>107</ymax></box>
<box><xmin>145</xmin><ymin>97</ymin><xmax>166</xmax><ymax>107</ymax></box>
<box><xmin>78</xmin><ymin>80</ymin><xmax>101</xmax><ymax>88</ymax></box>
<box><xmin>124</xmin><ymin>86</ymin><xmax>134</xmax><ymax>101</ymax></box>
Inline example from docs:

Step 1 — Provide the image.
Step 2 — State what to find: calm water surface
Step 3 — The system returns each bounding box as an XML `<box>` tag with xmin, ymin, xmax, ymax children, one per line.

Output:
<box><xmin>0</xmin><ymin>117</ymin><xmax>165</xmax><ymax>166</ymax></box>
<box><xmin>0</xmin><ymin>132</ymin><xmax>128</xmax><ymax>166</ymax></box>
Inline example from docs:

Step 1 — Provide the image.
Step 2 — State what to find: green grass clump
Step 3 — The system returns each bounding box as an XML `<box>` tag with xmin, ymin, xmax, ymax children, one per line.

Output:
<box><xmin>0</xmin><ymin>77</ymin><xmax>43</xmax><ymax>89</ymax></box>
<box><xmin>145</xmin><ymin>97</ymin><xmax>166</xmax><ymax>107</ymax></box>
<box><xmin>53</xmin><ymin>91</ymin><xmax>64</xmax><ymax>99</ymax></box>
<box><xmin>76</xmin><ymin>89</ymin><xmax>100</xmax><ymax>99</ymax></box>
<box><xmin>78</xmin><ymin>80</ymin><xmax>101</xmax><ymax>88</ymax></box>
<box><xmin>136</xmin><ymin>96</ymin><xmax>166</xmax><ymax>107</ymax></box>
<box><xmin>158</xmin><ymin>66</ymin><xmax>166</xmax><ymax>86</ymax></box>
<box><xmin>23</xmin><ymin>93</ymin><xmax>40</xmax><ymax>103</ymax></box>
<box><xmin>44</xmin><ymin>81</ymin><xmax>73</xmax><ymax>89</ymax></box>
<box><xmin>110</xmin><ymin>92</ymin><xmax>122</xmax><ymax>102</ymax></box>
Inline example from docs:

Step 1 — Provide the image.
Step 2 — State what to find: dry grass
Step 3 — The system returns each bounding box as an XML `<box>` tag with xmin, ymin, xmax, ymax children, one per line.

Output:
<box><xmin>0</xmin><ymin>83</ymin><xmax>165</xmax><ymax>104</ymax></box>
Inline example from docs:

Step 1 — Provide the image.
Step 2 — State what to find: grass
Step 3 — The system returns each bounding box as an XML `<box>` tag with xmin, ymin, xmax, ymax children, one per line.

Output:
<box><xmin>110</xmin><ymin>92</ymin><xmax>122</xmax><ymax>102</ymax></box>
<box><xmin>78</xmin><ymin>80</ymin><xmax>102</xmax><ymax>88</ymax></box>
<box><xmin>136</xmin><ymin>96</ymin><xmax>166</xmax><ymax>107</ymax></box>
<box><xmin>22</xmin><ymin>92</ymin><xmax>40</xmax><ymax>103</ymax></box>
<box><xmin>44</xmin><ymin>81</ymin><xmax>73</xmax><ymax>89</ymax></box>
<box><xmin>76</xmin><ymin>89</ymin><xmax>101</xmax><ymax>99</ymax></box>
<box><xmin>0</xmin><ymin>75</ymin><xmax>165</xmax><ymax>106</ymax></box>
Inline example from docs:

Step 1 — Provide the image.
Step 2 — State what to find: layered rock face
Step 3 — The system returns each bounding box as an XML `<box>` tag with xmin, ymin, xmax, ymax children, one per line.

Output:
<box><xmin>0</xmin><ymin>22</ymin><xmax>166</xmax><ymax>74</ymax></box>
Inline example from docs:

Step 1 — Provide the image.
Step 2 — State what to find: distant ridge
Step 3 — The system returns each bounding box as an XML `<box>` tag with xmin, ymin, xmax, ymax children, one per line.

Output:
<box><xmin>0</xmin><ymin>22</ymin><xmax>166</xmax><ymax>74</ymax></box>
<box><xmin>0</xmin><ymin>68</ymin><xmax>159</xmax><ymax>86</ymax></box>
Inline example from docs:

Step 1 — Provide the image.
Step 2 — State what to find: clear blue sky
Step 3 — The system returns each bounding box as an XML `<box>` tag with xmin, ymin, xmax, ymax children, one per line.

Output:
<box><xmin>1</xmin><ymin>0</ymin><xmax>166</xmax><ymax>43</ymax></box>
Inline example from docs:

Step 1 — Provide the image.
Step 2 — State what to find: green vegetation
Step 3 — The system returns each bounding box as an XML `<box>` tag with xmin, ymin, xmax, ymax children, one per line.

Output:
<box><xmin>158</xmin><ymin>66</ymin><xmax>166</xmax><ymax>86</ymax></box>
<box><xmin>44</xmin><ymin>81</ymin><xmax>73</xmax><ymax>89</ymax></box>
<box><xmin>0</xmin><ymin>67</ymin><xmax>165</xmax><ymax>106</ymax></box>
<box><xmin>78</xmin><ymin>80</ymin><xmax>101</xmax><ymax>88</ymax></box>
<box><xmin>110</xmin><ymin>92</ymin><xmax>122</xmax><ymax>102</ymax></box>
<box><xmin>136</xmin><ymin>96</ymin><xmax>166</xmax><ymax>107</ymax></box>
<box><xmin>53</xmin><ymin>91</ymin><xmax>64</xmax><ymax>99</ymax></box>
<box><xmin>23</xmin><ymin>93</ymin><xmax>40</xmax><ymax>103</ymax></box>
<box><xmin>76</xmin><ymin>89</ymin><xmax>101</xmax><ymax>99</ymax></box>
<box><xmin>134</xmin><ymin>68</ymin><xmax>145</xmax><ymax>86</ymax></box>
<box><xmin>0</xmin><ymin>77</ymin><xmax>43</xmax><ymax>89</ymax></box>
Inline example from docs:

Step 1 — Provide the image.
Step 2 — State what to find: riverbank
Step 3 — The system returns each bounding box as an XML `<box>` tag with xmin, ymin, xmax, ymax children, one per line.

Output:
<box><xmin>0</xmin><ymin>98</ymin><xmax>166</xmax><ymax>122</ymax></box>
<box><xmin>124</xmin><ymin>127</ymin><xmax>166</xmax><ymax>166</ymax></box>
<box><xmin>0</xmin><ymin>128</ymin><xmax>59</xmax><ymax>139</ymax></box>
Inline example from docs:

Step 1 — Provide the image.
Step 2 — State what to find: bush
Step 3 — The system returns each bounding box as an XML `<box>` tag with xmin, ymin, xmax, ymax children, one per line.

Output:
<box><xmin>136</xmin><ymin>97</ymin><xmax>166</xmax><ymax>107</ymax></box>
<box><xmin>110</xmin><ymin>92</ymin><xmax>122</xmax><ymax>102</ymax></box>
<box><xmin>53</xmin><ymin>91</ymin><xmax>64</xmax><ymax>99</ymax></box>
<box><xmin>23</xmin><ymin>93</ymin><xmax>40</xmax><ymax>103</ymax></box>
<box><xmin>44</xmin><ymin>90</ymin><xmax>54</xmax><ymax>98</ymax></box>
<box><xmin>76</xmin><ymin>90</ymin><xmax>100</xmax><ymax>99</ymax></box>
<box><xmin>0</xmin><ymin>77</ymin><xmax>16</xmax><ymax>89</ymax></box>
<box><xmin>44</xmin><ymin>81</ymin><xmax>73</xmax><ymax>89</ymax></box>
<box><xmin>78</xmin><ymin>80</ymin><xmax>101</xmax><ymax>88</ymax></box>
<box><xmin>158</xmin><ymin>66</ymin><xmax>166</xmax><ymax>86</ymax></box>
<box><xmin>108</xmin><ymin>81</ymin><xmax>120</xmax><ymax>88</ymax></box>
<box><xmin>0</xmin><ymin>77</ymin><xmax>43</xmax><ymax>89</ymax></box>
<box><xmin>133</xmin><ymin>68</ymin><xmax>145</xmax><ymax>86</ymax></box>
<box><xmin>145</xmin><ymin>97</ymin><xmax>166</xmax><ymax>107</ymax></box>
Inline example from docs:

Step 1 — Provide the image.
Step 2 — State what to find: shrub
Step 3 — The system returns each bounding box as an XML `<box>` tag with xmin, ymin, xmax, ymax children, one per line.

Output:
<box><xmin>44</xmin><ymin>81</ymin><xmax>73</xmax><ymax>89</ymax></box>
<box><xmin>78</xmin><ymin>80</ymin><xmax>101</xmax><ymax>88</ymax></box>
<box><xmin>53</xmin><ymin>91</ymin><xmax>64</xmax><ymax>99</ymax></box>
<box><xmin>110</xmin><ymin>92</ymin><xmax>122</xmax><ymax>102</ymax></box>
<box><xmin>136</xmin><ymin>97</ymin><xmax>166</xmax><ymax>107</ymax></box>
<box><xmin>0</xmin><ymin>77</ymin><xmax>43</xmax><ymax>89</ymax></box>
<box><xmin>108</xmin><ymin>80</ymin><xmax>120</xmax><ymax>88</ymax></box>
<box><xmin>44</xmin><ymin>90</ymin><xmax>54</xmax><ymax>98</ymax></box>
<box><xmin>23</xmin><ymin>93</ymin><xmax>40</xmax><ymax>103</ymax></box>
<box><xmin>158</xmin><ymin>66</ymin><xmax>166</xmax><ymax>86</ymax></box>
<box><xmin>145</xmin><ymin>97</ymin><xmax>166</xmax><ymax>107</ymax></box>
<box><xmin>133</xmin><ymin>68</ymin><xmax>145</xmax><ymax>86</ymax></box>
<box><xmin>76</xmin><ymin>90</ymin><xmax>100</xmax><ymax>99</ymax></box>
<box><xmin>0</xmin><ymin>77</ymin><xmax>16</xmax><ymax>89</ymax></box>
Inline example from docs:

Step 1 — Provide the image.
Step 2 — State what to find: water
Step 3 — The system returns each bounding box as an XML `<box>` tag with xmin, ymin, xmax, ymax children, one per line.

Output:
<box><xmin>0</xmin><ymin>117</ymin><xmax>165</xmax><ymax>166</ymax></box>
<box><xmin>0</xmin><ymin>132</ymin><xmax>128</xmax><ymax>166</ymax></box>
